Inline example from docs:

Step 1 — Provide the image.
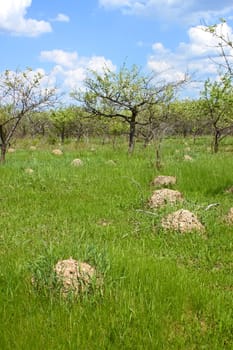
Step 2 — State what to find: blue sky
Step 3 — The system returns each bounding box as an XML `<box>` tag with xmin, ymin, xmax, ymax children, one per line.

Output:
<box><xmin>1</xmin><ymin>0</ymin><xmax>233</xmax><ymax>97</ymax></box>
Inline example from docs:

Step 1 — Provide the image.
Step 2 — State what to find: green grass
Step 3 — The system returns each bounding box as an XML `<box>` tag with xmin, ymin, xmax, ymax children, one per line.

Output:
<box><xmin>0</xmin><ymin>137</ymin><xmax>233</xmax><ymax>349</ymax></box>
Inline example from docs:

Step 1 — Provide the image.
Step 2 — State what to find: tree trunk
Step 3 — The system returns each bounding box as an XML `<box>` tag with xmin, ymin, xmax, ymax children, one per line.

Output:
<box><xmin>0</xmin><ymin>125</ymin><xmax>6</xmax><ymax>163</ymax></box>
<box><xmin>213</xmin><ymin>129</ymin><xmax>220</xmax><ymax>153</ymax></box>
<box><xmin>0</xmin><ymin>144</ymin><xmax>7</xmax><ymax>163</ymax></box>
<box><xmin>183</xmin><ymin>127</ymin><xmax>188</xmax><ymax>138</ymax></box>
<box><xmin>155</xmin><ymin>146</ymin><xmax>161</xmax><ymax>170</ymax></box>
<box><xmin>143</xmin><ymin>133</ymin><xmax>152</xmax><ymax>148</ymax></box>
<box><xmin>41</xmin><ymin>124</ymin><xmax>45</xmax><ymax>136</ymax></box>
<box><xmin>128</xmin><ymin>116</ymin><xmax>136</xmax><ymax>154</ymax></box>
<box><xmin>112</xmin><ymin>134</ymin><xmax>117</xmax><ymax>149</ymax></box>
<box><xmin>155</xmin><ymin>138</ymin><xmax>162</xmax><ymax>170</ymax></box>
<box><xmin>61</xmin><ymin>125</ymin><xmax>65</xmax><ymax>144</ymax></box>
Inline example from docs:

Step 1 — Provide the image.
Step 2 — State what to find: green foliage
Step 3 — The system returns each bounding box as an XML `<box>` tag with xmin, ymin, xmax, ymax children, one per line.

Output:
<box><xmin>201</xmin><ymin>75</ymin><xmax>233</xmax><ymax>112</ymax></box>
<box><xmin>199</xmin><ymin>74</ymin><xmax>233</xmax><ymax>151</ymax></box>
<box><xmin>0</xmin><ymin>68</ymin><xmax>57</xmax><ymax>162</ymax></box>
<box><xmin>72</xmin><ymin>63</ymin><xmax>180</xmax><ymax>118</ymax></box>
<box><xmin>71</xmin><ymin>63</ymin><xmax>185</xmax><ymax>151</ymax></box>
<box><xmin>50</xmin><ymin>107</ymin><xmax>76</xmax><ymax>126</ymax></box>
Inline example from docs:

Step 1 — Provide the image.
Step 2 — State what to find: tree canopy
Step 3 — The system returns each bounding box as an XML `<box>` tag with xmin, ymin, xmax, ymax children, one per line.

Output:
<box><xmin>0</xmin><ymin>68</ymin><xmax>57</xmax><ymax>162</ymax></box>
<box><xmin>71</xmin><ymin>63</ymin><xmax>186</xmax><ymax>152</ymax></box>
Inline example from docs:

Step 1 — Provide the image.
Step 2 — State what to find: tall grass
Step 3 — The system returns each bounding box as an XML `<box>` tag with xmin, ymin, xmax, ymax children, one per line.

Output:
<box><xmin>0</xmin><ymin>137</ymin><xmax>232</xmax><ymax>349</ymax></box>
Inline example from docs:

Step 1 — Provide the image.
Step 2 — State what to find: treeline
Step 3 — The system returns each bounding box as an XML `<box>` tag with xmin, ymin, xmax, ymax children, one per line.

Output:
<box><xmin>10</xmin><ymin>98</ymin><xmax>224</xmax><ymax>146</ymax></box>
<box><xmin>10</xmin><ymin>83</ymin><xmax>233</xmax><ymax>155</ymax></box>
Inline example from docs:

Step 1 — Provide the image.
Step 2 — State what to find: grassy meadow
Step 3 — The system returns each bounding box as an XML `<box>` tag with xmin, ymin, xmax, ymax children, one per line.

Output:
<box><xmin>0</xmin><ymin>137</ymin><xmax>233</xmax><ymax>349</ymax></box>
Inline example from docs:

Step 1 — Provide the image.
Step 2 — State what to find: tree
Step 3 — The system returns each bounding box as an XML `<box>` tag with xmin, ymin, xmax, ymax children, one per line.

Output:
<box><xmin>49</xmin><ymin>107</ymin><xmax>77</xmax><ymax>143</ymax></box>
<box><xmin>199</xmin><ymin>74</ymin><xmax>233</xmax><ymax>153</ymax></box>
<box><xmin>168</xmin><ymin>99</ymin><xmax>207</xmax><ymax>141</ymax></box>
<box><xmin>27</xmin><ymin>111</ymin><xmax>51</xmax><ymax>137</ymax></box>
<box><xmin>0</xmin><ymin>68</ymin><xmax>57</xmax><ymax>162</ymax></box>
<box><xmin>71</xmin><ymin>64</ymin><xmax>186</xmax><ymax>153</ymax></box>
<box><xmin>136</xmin><ymin>86</ymin><xmax>174</xmax><ymax>146</ymax></box>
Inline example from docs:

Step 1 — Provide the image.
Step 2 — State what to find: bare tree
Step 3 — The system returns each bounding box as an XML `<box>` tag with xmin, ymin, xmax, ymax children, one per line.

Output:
<box><xmin>0</xmin><ymin>68</ymin><xmax>57</xmax><ymax>162</ymax></box>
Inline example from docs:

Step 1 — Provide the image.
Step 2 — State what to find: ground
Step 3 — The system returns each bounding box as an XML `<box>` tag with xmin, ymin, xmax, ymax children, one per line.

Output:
<box><xmin>0</xmin><ymin>136</ymin><xmax>232</xmax><ymax>349</ymax></box>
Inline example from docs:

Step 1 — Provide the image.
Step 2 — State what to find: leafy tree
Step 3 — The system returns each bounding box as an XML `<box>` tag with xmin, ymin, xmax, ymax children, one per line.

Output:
<box><xmin>0</xmin><ymin>68</ymin><xmax>57</xmax><ymax>162</ymax></box>
<box><xmin>168</xmin><ymin>99</ymin><xmax>207</xmax><ymax>140</ymax></box>
<box><xmin>71</xmin><ymin>64</ymin><xmax>185</xmax><ymax>153</ymax></box>
<box><xmin>16</xmin><ymin>110</ymin><xmax>51</xmax><ymax>138</ymax></box>
<box><xmin>31</xmin><ymin>111</ymin><xmax>51</xmax><ymax>137</ymax></box>
<box><xmin>200</xmin><ymin>74</ymin><xmax>233</xmax><ymax>152</ymax></box>
<box><xmin>49</xmin><ymin>107</ymin><xmax>77</xmax><ymax>143</ymax></box>
<box><xmin>136</xmin><ymin>86</ymin><xmax>175</xmax><ymax>146</ymax></box>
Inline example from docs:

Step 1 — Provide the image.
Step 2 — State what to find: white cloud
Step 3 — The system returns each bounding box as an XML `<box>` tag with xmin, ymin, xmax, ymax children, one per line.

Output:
<box><xmin>87</xmin><ymin>56</ymin><xmax>116</xmax><ymax>73</ymax></box>
<box><xmin>52</xmin><ymin>13</ymin><xmax>70</xmax><ymax>23</ymax></box>
<box><xmin>117</xmin><ymin>0</ymin><xmax>186</xmax><ymax>11</ymax></box>
<box><xmin>152</xmin><ymin>42</ymin><xmax>169</xmax><ymax>54</ymax></box>
<box><xmin>0</xmin><ymin>0</ymin><xmax>52</xmax><ymax>36</ymax></box>
<box><xmin>99</xmin><ymin>0</ymin><xmax>233</xmax><ymax>25</ymax></box>
<box><xmin>40</xmin><ymin>50</ymin><xmax>79</xmax><ymax>68</ymax></box>
<box><xmin>179</xmin><ymin>23</ymin><xmax>233</xmax><ymax>57</ymax></box>
<box><xmin>148</xmin><ymin>60</ymin><xmax>171</xmax><ymax>72</ymax></box>
<box><xmin>147</xmin><ymin>22</ymin><xmax>233</xmax><ymax>87</ymax></box>
<box><xmin>147</xmin><ymin>58</ymin><xmax>186</xmax><ymax>83</ymax></box>
<box><xmin>40</xmin><ymin>50</ymin><xmax>116</xmax><ymax>89</ymax></box>
<box><xmin>187</xmin><ymin>59</ymin><xmax>218</xmax><ymax>75</ymax></box>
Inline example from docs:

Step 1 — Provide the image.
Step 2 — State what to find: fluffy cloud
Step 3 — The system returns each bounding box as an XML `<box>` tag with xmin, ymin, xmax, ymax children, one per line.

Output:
<box><xmin>40</xmin><ymin>50</ymin><xmax>79</xmax><ymax>68</ymax></box>
<box><xmin>178</xmin><ymin>23</ymin><xmax>233</xmax><ymax>60</ymax></box>
<box><xmin>0</xmin><ymin>0</ymin><xmax>52</xmax><ymax>36</ymax></box>
<box><xmin>40</xmin><ymin>50</ymin><xmax>116</xmax><ymax>89</ymax></box>
<box><xmin>87</xmin><ymin>56</ymin><xmax>116</xmax><ymax>73</ymax></box>
<box><xmin>99</xmin><ymin>0</ymin><xmax>233</xmax><ymax>24</ymax></box>
<box><xmin>147</xmin><ymin>22</ymin><xmax>233</xmax><ymax>88</ymax></box>
<box><xmin>183</xmin><ymin>22</ymin><xmax>233</xmax><ymax>62</ymax></box>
